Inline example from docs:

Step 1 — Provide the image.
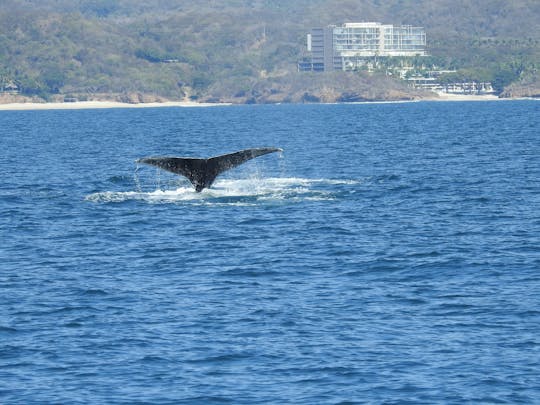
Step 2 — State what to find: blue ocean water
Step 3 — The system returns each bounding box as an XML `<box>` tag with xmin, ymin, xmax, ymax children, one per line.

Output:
<box><xmin>1</xmin><ymin>100</ymin><xmax>539</xmax><ymax>404</ymax></box>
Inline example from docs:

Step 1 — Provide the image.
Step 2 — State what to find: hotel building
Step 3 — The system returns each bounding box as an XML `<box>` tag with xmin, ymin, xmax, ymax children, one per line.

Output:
<box><xmin>300</xmin><ymin>22</ymin><xmax>426</xmax><ymax>72</ymax></box>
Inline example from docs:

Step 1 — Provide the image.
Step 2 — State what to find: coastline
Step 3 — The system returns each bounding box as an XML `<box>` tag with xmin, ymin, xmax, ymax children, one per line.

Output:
<box><xmin>0</xmin><ymin>100</ymin><xmax>226</xmax><ymax>111</ymax></box>
<box><xmin>428</xmin><ymin>92</ymin><xmax>501</xmax><ymax>102</ymax></box>
<box><xmin>0</xmin><ymin>94</ymin><xmax>530</xmax><ymax>111</ymax></box>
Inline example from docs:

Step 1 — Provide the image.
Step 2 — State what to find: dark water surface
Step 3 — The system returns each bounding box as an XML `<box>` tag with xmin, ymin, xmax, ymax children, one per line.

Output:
<box><xmin>1</xmin><ymin>101</ymin><xmax>539</xmax><ymax>404</ymax></box>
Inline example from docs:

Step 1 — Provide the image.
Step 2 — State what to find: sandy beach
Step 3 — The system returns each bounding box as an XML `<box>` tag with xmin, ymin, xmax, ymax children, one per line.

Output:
<box><xmin>430</xmin><ymin>92</ymin><xmax>501</xmax><ymax>101</ymax></box>
<box><xmin>0</xmin><ymin>100</ymin><xmax>225</xmax><ymax>111</ymax></box>
<box><xmin>0</xmin><ymin>93</ymin><xmax>513</xmax><ymax>111</ymax></box>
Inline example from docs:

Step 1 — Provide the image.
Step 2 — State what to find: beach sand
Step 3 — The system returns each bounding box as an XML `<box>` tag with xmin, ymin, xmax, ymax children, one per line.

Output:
<box><xmin>0</xmin><ymin>100</ymin><xmax>224</xmax><ymax>111</ymax></box>
<box><xmin>0</xmin><ymin>93</ymin><xmax>508</xmax><ymax>110</ymax></box>
<box><xmin>430</xmin><ymin>92</ymin><xmax>501</xmax><ymax>101</ymax></box>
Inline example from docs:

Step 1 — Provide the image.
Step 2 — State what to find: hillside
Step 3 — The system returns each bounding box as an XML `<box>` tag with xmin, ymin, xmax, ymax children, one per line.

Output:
<box><xmin>0</xmin><ymin>0</ymin><xmax>539</xmax><ymax>103</ymax></box>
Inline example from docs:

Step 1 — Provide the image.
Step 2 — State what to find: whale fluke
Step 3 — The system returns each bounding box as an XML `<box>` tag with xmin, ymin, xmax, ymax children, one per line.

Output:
<box><xmin>137</xmin><ymin>147</ymin><xmax>283</xmax><ymax>192</ymax></box>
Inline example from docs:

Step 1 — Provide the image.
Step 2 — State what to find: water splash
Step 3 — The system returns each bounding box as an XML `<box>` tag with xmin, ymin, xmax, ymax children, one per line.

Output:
<box><xmin>133</xmin><ymin>163</ymin><xmax>142</xmax><ymax>192</ymax></box>
<box><xmin>85</xmin><ymin>177</ymin><xmax>359</xmax><ymax>205</ymax></box>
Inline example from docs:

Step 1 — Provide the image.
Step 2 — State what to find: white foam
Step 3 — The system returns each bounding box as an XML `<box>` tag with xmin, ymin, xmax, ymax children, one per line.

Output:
<box><xmin>85</xmin><ymin>177</ymin><xmax>358</xmax><ymax>205</ymax></box>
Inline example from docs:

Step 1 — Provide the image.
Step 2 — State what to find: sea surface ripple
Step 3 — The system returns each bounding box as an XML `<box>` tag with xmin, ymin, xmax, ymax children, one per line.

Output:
<box><xmin>1</xmin><ymin>101</ymin><xmax>539</xmax><ymax>404</ymax></box>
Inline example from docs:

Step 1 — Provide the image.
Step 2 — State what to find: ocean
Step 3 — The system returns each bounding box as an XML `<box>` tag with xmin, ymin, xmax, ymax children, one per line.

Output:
<box><xmin>1</xmin><ymin>100</ymin><xmax>539</xmax><ymax>404</ymax></box>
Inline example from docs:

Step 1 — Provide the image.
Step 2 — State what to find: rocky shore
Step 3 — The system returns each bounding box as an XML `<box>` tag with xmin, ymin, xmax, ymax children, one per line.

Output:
<box><xmin>2</xmin><ymin>71</ymin><xmax>538</xmax><ymax>110</ymax></box>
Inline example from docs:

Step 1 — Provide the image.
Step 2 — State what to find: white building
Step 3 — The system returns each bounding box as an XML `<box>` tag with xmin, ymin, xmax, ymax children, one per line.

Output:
<box><xmin>300</xmin><ymin>22</ymin><xmax>426</xmax><ymax>72</ymax></box>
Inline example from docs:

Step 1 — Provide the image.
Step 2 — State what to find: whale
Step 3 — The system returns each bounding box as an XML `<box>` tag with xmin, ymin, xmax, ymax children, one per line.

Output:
<box><xmin>137</xmin><ymin>147</ymin><xmax>283</xmax><ymax>192</ymax></box>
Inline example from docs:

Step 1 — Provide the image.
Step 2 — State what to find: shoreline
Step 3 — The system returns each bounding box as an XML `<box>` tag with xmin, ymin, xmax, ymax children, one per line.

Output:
<box><xmin>427</xmin><ymin>92</ymin><xmax>501</xmax><ymax>102</ymax></box>
<box><xmin>0</xmin><ymin>94</ymin><xmax>534</xmax><ymax>111</ymax></box>
<box><xmin>0</xmin><ymin>100</ymin><xmax>227</xmax><ymax>111</ymax></box>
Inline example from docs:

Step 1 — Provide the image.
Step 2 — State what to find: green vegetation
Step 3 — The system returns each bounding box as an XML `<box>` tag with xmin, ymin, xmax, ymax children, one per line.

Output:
<box><xmin>0</xmin><ymin>0</ymin><xmax>539</xmax><ymax>102</ymax></box>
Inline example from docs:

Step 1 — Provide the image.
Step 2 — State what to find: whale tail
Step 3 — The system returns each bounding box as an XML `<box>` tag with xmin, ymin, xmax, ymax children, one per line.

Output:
<box><xmin>137</xmin><ymin>147</ymin><xmax>283</xmax><ymax>192</ymax></box>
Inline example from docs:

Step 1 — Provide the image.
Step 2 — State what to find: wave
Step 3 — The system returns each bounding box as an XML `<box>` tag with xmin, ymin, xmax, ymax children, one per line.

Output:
<box><xmin>85</xmin><ymin>177</ymin><xmax>359</xmax><ymax>205</ymax></box>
